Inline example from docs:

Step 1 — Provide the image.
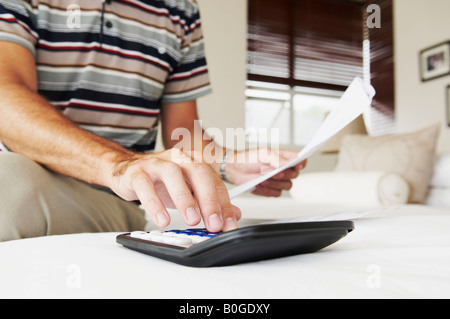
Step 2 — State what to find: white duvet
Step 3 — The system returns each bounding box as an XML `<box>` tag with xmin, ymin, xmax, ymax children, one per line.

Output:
<box><xmin>0</xmin><ymin>203</ymin><xmax>449</xmax><ymax>299</ymax></box>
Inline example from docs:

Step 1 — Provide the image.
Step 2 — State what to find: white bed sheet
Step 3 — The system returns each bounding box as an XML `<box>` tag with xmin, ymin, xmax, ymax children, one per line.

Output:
<box><xmin>0</xmin><ymin>203</ymin><xmax>449</xmax><ymax>299</ymax></box>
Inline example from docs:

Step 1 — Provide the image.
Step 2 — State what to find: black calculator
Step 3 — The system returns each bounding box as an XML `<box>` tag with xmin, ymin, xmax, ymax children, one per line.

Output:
<box><xmin>116</xmin><ymin>221</ymin><xmax>354</xmax><ymax>267</ymax></box>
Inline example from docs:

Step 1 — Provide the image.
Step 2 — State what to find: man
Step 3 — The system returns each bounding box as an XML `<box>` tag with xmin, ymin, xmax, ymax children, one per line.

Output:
<box><xmin>0</xmin><ymin>0</ymin><xmax>304</xmax><ymax>241</ymax></box>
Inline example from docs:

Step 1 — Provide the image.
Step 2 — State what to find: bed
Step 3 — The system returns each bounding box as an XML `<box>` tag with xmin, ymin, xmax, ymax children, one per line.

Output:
<box><xmin>1</xmin><ymin>128</ymin><xmax>449</xmax><ymax>299</ymax></box>
<box><xmin>0</xmin><ymin>200</ymin><xmax>449</xmax><ymax>299</ymax></box>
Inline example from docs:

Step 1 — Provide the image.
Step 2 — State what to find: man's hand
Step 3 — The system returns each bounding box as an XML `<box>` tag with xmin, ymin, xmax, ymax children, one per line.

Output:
<box><xmin>224</xmin><ymin>149</ymin><xmax>306</xmax><ymax>197</ymax></box>
<box><xmin>106</xmin><ymin>148</ymin><xmax>241</xmax><ymax>233</ymax></box>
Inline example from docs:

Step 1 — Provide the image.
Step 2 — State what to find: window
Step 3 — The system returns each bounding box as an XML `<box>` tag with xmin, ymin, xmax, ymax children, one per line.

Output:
<box><xmin>245</xmin><ymin>81</ymin><xmax>341</xmax><ymax>147</ymax></box>
<box><xmin>246</xmin><ymin>0</ymin><xmax>395</xmax><ymax>147</ymax></box>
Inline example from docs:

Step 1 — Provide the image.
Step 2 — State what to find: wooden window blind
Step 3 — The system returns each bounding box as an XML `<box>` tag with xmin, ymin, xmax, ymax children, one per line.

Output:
<box><xmin>365</xmin><ymin>0</ymin><xmax>395</xmax><ymax>114</ymax></box>
<box><xmin>247</xmin><ymin>0</ymin><xmax>365</xmax><ymax>92</ymax></box>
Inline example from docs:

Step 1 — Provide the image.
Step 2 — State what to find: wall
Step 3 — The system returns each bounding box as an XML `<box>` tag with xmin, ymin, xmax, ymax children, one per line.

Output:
<box><xmin>394</xmin><ymin>0</ymin><xmax>450</xmax><ymax>153</ymax></box>
<box><xmin>196</xmin><ymin>0</ymin><xmax>247</xmax><ymax>140</ymax></box>
<box><xmin>155</xmin><ymin>0</ymin><xmax>247</xmax><ymax>151</ymax></box>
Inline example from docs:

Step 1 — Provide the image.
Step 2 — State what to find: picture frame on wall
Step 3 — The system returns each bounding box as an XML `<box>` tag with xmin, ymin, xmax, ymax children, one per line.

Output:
<box><xmin>420</xmin><ymin>41</ymin><xmax>450</xmax><ymax>82</ymax></box>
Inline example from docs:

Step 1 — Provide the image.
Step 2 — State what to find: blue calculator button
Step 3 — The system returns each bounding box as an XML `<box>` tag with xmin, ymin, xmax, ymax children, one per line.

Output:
<box><xmin>180</xmin><ymin>228</ymin><xmax>221</xmax><ymax>237</ymax></box>
<box><xmin>185</xmin><ymin>228</ymin><xmax>206</xmax><ymax>232</ymax></box>
<box><xmin>193</xmin><ymin>232</ymin><xmax>209</xmax><ymax>236</ymax></box>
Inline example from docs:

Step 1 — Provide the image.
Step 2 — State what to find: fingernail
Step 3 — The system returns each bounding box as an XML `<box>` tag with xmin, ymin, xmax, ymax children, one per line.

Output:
<box><xmin>223</xmin><ymin>217</ymin><xmax>238</xmax><ymax>232</ymax></box>
<box><xmin>186</xmin><ymin>207</ymin><xmax>200</xmax><ymax>225</ymax></box>
<box><xmin>208</xmin><ymin>214</ymin><xmax>222</xmax><ymax>231</ymax></box>
<box><xmin>156</xmin><ymin>211</ymin><xmax>168</xmax><ymax>227</ymax></box>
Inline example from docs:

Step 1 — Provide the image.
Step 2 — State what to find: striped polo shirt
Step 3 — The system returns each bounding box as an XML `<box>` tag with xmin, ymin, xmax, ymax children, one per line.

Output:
<box><xmin>0</xmin><ymin>0</ymin><xmax>211</xmax><ymax>152</ymax></box>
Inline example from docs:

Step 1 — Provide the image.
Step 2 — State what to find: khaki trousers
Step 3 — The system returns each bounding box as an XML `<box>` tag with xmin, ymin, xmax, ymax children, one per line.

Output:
<box><xmin>0</xmin><ymin>152</ymin><xmax>147</xmax><ymax>242</ymax></box>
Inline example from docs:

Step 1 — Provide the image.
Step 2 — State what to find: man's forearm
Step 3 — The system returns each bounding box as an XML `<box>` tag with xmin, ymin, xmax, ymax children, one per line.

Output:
<box><xmin>0</xmin><ymin>82</ymin><xmax>131</xmax><ymax>187</ymax></box>
<box><xmin>164</xmin><ymin>119</ymin><xmax>228</xmax><ymax>175</ymax></box>
<box><xmin>161</xmin><ymin>101</ymin><xmax>230</xmax><ymax>176</ymax></box>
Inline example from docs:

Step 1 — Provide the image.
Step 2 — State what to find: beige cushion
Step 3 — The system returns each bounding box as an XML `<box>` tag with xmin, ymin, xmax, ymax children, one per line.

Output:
<box><xmin>335</xmin><ymin>124</ymin><xmax>440</xmax><ymax>203</ymax></box>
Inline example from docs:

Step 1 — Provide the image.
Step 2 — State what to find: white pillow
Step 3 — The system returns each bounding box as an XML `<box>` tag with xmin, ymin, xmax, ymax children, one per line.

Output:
<box><xmin>430</xmin><ymin>154</ymin><xmax>450</xmax><ymax>188</ymax></box>
<box><xmin>290</xmin><ymin>171</ymin><xmax>410</xmax><ymax>207</ymax></box>
<box><xmin>426</xmin><ymin>188</ymin><xmax>450</xmax><ymax>209</ymax></box>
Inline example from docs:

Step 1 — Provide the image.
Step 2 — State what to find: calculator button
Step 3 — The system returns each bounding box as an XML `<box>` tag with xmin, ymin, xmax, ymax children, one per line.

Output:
<box><xmin>128</xmin><ymin>228</ymin><xmax>218</xmax><ymax>247</ymax></box>
<box><xmin>150</xmin><ymin>235</ymin><xmax>165</xmax><ymax>243</ymax></box>
<box><xmin>164</xmin><ymin>236</ymin><xmax>192</xmax><ymax>246</ymax></box>
<box><xmin>163</xmin><ymin>236</ymin><xmax>176</xmax><ymax>244</ymax></box>
<box><xmin>130</xmin><ymin>231</ymin><xmax>146</xmax><ymax>238</ymax></box>
<box><xmin>174</xmin><ymin>237</ymin><xmax>193</xmax><ymax>246</ymax></box>
<box><xmin>139</xmin><ymin>233</ymin><xmax>154</xmax><ymax>241</ymax></box>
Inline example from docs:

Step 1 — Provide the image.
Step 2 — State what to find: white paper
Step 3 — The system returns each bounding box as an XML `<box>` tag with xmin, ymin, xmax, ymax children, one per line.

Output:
<box><xmin>228</xmin><ymin>77</ymin><xmax>376</xmax><ymax>199</ymax></box>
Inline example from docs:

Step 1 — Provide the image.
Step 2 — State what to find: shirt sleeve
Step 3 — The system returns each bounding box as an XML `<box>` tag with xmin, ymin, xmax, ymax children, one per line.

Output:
<box><xmin>0</xmin><ymin>0</ymin><xmax>38</xmax><ymax>56</ymax></box>
<box><xmin>161</xmin><ymin>5</ymin><xmax>212</xmax><ymax>104</ymax></box>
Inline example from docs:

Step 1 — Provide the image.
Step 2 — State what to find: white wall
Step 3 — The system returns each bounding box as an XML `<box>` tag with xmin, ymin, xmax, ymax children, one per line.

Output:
<box><xmin>155</xmin><ymin>0</ymin><xmax>247</xmax><ymax>151</ymax></box>
<box><xmin>195</xmin><ymin>0</ymin><xmax>247</xmax><ymax>148</ymax></box>
<box><xmin>394</xmin><ymin>0</ymin><xmax>450</xmax><ymax>153</ymax></box>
